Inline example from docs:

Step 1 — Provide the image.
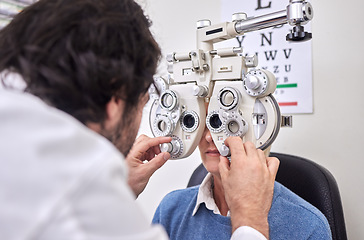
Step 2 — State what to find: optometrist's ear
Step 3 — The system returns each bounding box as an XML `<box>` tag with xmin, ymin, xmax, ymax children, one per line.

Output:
<box><xmin>104</xmin><ymin>96</ymin><xmax>125</xmax><ymax>129</ymax></box>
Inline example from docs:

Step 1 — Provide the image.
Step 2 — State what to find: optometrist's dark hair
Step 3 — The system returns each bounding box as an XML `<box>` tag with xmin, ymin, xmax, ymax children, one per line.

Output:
<box><xmin>0</xmin><ymin>0</ymin><xmax>161</xmax><ymax>124</ymax></box>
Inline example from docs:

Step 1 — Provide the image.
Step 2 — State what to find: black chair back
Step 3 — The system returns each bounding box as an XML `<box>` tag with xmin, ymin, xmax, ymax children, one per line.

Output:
<box><xmin>187</xmin><ymin>152</ymin><xmax>347</xmax><ymax>240</ymax></box>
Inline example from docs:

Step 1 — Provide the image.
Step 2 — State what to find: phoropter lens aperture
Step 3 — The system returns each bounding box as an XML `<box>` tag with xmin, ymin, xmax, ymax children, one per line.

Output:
<box><xmin>180</xmin><ymin>111</ymin><xmax>199</xmax><ymax>133</ymax></box>
<box><xmin>227</xmin><ymin>120</ymin><xmax>239</xmax><ymax>134</ymax></box>
<box><xmin>182</xmin><ymin>114</ymin><xmax>195</xmax><ymax>129</ymax></box>
<box><xmin>157</xmin><ymin>120</ymin><xmax>167</xmax><ymax>132</ymax></box>
<box><xmin>209</xmin><ymin>114</ymin><xmax>222</xmax><ymax>129</ymax></box>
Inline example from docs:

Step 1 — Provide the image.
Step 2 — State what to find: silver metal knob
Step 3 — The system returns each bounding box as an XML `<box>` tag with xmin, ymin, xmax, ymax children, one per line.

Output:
<box><xmin>160</xmin><ymin>143</ymin><xmax>173</xmax><ymax>153</ymax></box>
<box><xmin>232</xmin><ymin>12</ymin><xmax>247</xmax><ymax>22</ymax></box>
<box><xmin>287</xmin><ymin>1</ymin><xmax>313</xmax><ymax>25</ymax></box>
<box><xmin>192</xmin><ymin>85</ymin><xmax>208</xmax><ymax>97</ymax></box>
<box><xmin>166</xmin><ymin>53</ymin><xmax>175</xmax><ymax>63</ymax></box>
<box><xmin>197</xmin><ymin>19</ymin><xmax>211</xmax><ymax>29</ymax></box>
<box><xmin>245</xmin><ymin>54</ymin><xmax>258</xmax><ymax>68</ymax></box>
<box><xmin>162</xmin><ymin>140</ymin><xmax>181</xmax><ymax>155</ymax></box>
<box><xmin>219</xmin><ymin>144</ymin><xmax>231</xmax><ymax>157</ymax></box>
<box><xmin>246</xmin><ymin>75</ymin><xmax>260</xmax><ymax>90</ymax></box>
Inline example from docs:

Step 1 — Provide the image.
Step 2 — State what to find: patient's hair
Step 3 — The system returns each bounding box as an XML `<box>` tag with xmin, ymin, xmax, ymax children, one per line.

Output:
<box><xmin>0</xmin><ymin>0</ymin><xmax>160</xmax><ymax>124</ymax></box>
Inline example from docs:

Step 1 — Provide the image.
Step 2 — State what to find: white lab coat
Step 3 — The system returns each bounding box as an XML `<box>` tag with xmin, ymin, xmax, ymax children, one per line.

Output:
<box><xmin>0</xmin><ymin>89</ymin><xmax>168</xmax><ymax>240</ymax></box>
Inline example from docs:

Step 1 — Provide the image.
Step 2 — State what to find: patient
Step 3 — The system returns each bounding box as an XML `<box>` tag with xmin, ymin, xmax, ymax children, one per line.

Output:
<box><xmin>153</xmin><ymin>105</ymin><xmax>332</xmax><ymax>240</ymax></box>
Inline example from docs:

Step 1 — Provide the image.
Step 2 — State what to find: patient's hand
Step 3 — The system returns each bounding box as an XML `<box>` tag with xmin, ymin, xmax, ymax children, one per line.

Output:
<box><xmin>126</xmin><ymin>134</ymin><xmax>171</xmax><ymax>197</ymax></box>
<box><xmin>218</xmin><ymin>138</ymin><xmax>280</xmax><ymax>239</ymax></box>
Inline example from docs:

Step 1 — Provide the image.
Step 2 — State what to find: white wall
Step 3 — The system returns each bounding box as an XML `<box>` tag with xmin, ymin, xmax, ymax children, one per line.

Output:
<box><xmin>136</xmin><ymin>0</ymin><xmax>364</xmax><ymax>239</ymax></box>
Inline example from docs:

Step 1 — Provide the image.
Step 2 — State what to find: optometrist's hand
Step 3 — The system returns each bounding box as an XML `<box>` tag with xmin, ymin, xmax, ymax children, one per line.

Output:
<box><xmin>219</xmin><ymin>138</ymin><xmax>280</xmax><ymax>239</ymax></box>
<box><xmin>126</xmin><ymin>134</ymin><xmax>172</xmax><ymax>197</ymax></box>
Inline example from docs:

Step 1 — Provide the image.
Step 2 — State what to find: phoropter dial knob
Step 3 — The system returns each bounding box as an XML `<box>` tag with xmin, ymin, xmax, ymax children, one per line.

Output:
<box><xmin>160</xmin><ymin>136</ymin><xmax>183</xmax><ymax>158</ymax></box>
<box><xmin>243</xmin><ymin>70</ymin><xmax>269</xmax><ymax>97</ymax></box>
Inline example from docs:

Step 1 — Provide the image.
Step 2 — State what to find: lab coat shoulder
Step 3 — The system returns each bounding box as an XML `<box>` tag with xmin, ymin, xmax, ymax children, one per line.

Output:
<box><xmin>0</xmin><ymin>90</ymin><xmax>168</xmax><ymax>240</ymax></box>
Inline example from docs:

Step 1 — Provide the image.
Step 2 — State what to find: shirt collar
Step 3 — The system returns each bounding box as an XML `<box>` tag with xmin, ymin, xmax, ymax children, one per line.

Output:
<box><xmin>192</xmin><ymin>173</ymin><xmax>228</xmax><ymax>216</ymax></box>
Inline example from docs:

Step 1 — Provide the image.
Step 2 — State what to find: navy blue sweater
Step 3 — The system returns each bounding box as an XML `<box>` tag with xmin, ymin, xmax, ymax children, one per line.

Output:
<box><xmin>153</xmin><ymin>182</ymin><xmax>332</xmax><ymax>240</ymax></box>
